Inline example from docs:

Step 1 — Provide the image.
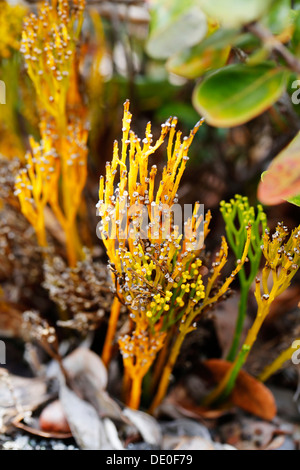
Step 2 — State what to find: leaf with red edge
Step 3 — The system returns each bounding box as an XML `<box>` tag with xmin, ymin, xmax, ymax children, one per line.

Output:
<box><xmin>204</xmin><ymin>359</ymin><xmax>277</xmax><ymax>421</ymax></box>
<box><xmin>258</xmin><ymin>131</ymin><xmax>300</xmax><ymax>206</ymax></box>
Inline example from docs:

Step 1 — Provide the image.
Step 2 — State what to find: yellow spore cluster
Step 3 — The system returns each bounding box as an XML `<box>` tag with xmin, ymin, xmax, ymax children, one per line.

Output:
<box><xmin>16</xmin><ymin>0</ymin><xmax>87</xmax><ymax>267</ymax></box>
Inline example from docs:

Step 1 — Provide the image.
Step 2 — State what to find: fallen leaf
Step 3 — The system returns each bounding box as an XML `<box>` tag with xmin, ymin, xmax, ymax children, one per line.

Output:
<box><xmin>204</xmin><ymin>359</ymin><xmax>277</xmax><ymax>420</ymax></box>
<box><xmin>265</xmin><ymin>435</ymin><xmax>286</xmax><ymax>450</ymax></box>
<box><xmin>60</xmin><ymin>384</ymin><xmax>108</xmax><ymax>450</ymax></box>
<box><xmin>214</xmin><ymin>443</ymin><xmax>237</xmax><ymax>450</ymax></box>
<box><xmin>160</xmin><ymin>418</ymin><xmax>212</xmax><ymax>441</ymax></box>
<box><xmin>164</xmin><ymin>383</ymin><xmax>229</xmax><ymax>419</ymax></box>
<box><xmin>94</xmin><ymin>389</ymin><xmax>125</xmax><ymax>421</ymax></box>
<box><xmin>63</xmin><ymin>347</ymin><xmax>107</xmax><ymax>390</ymax></box>
<box><xmin>123</xmin><ymin>408</ymin><xmax>162</xmax><ymax>446</ymax></box>
<box><xmin>161</xmin><ymin>418</ymin><xmax>213</xmax><ymax>450</ymax></box>
<box><xmin>13</xmin><ymin>413</ymin><xmax>72</xmax><ymax>440</ymax></box>
<box><xmin>39</xmin><ymin>399</ymin><xmax>71</xmax><ymax>434</ymax></box>
<box><xmin>174</xmin><ymin>436</ymin><xmax>215</xmax><ymax>450</ymax></box>
<box><xmin>0</xmin><ymin>368</ymin><xmax>49</xmax><ymax>411</ymax></box>
<box><xmin>62</xmin><ymin>348</ymin><xmax>125</xmax><ymax>421</ymax></box>
<box><xmin>103</xmin><ymin>418</ymin><xmax>124</xmax><ymax>450</ymax></box>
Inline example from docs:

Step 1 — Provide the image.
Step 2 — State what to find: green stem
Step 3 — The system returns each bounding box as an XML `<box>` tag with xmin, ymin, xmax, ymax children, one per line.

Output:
<box><xmin>203</xmin><ymin>345</ymin><xmax>250</xmax><ymax>407</ymax></box>
<box><xmin>226</xmin><ymin>282</ymin><xmax>250</xmax><ymax>361</ymax></box>
<box><xmin>204</xmin><ymin>298</ymin><xmax>270</xmax><ymax>407</ymax></box>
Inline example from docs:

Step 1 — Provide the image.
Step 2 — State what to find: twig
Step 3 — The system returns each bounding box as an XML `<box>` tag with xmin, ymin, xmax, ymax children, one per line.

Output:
<box><xmin>247</xmin><ymin>22</ymin><xmax>300</xmax><ymax>74</ymax></box>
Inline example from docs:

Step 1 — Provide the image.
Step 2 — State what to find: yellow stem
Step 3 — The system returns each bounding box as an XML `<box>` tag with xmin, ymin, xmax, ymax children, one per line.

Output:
<box><xmin>150</xmin><ymin>329</ymin><xmax>172</xmax><ymax>394</ymax></box>
<box><xmin>35</xmin><ymin>209</ymin><xmax>47</xmax><ymax>248</ymax></box>
<box><xmin>102</xmin><ymin>297</ymin><xmax>122</xmax><ymax>367</ymax></box>
<box><xmin>259</xmin><ymin>339</ymin><xmax>300</xmax><ymax>382</ymax></box>
<box><xmin>36</xmin><ymin>225</ymin><xmax>47</xmax><ymax>248</ymax></box>
<box><xmin>122</xmin><ymin>368</ymin><xmax>132</xmax><ymax>404</ymax></box>
<box><xmin>149</xmin><ymin>326</ymin><xmax>187</xmax><ymax>413</ymax></box>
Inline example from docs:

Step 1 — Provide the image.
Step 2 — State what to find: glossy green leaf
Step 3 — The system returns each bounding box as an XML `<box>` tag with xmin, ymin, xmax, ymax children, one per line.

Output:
<box><xmin>258</xmin><ymin>130</ymin><xmax>300</xmax><ymax>205</ymax></box>
<box><xmin>262</xmin><ymin>0</ymin><xmax>291</xmax><ymax>34</ymax></box>
<box><xmin>146</xmin><ymin>0</ymin><xmax>207</xmax><ymax>59</ymax></box>
<box><xmin>166</xmin><ymin>29</ymin><xmax>238</xmax><ymax>79</ymax></box>
<box><xmin>198</xmin><ymin>0</ymin><xmax>273</xmax><ymax>27</ymax></box>
<box><xmin>192</xmin><ymin>63</ymin><xmax>287</xmax><ymax>127</ymax></box>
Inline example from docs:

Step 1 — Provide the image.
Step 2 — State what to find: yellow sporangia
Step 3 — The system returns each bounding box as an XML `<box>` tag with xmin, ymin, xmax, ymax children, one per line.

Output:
<box><xmin>16</xmin><ymin>0</ymin><xmax>87</xmax><ymax>267</ymax></box>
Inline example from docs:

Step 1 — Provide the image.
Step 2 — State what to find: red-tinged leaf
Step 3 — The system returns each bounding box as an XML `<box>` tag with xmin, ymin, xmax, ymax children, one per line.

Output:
<box><xmin>258</xmin><ymin>131</ymin><xmax>300</xmax><ymax>205</ymax></box>
<box><xmin>13</xmin><ymin>413</ymin><xmax>72</xmax><ymax>440</ymax></box>
<box><xmin>204</xmin><ymin>359</ymin><xmax>277</xmax><ymax>421</ymax></box>
<box><xmin>39</xmin><ymin>400</ymin><xmax>71</xmax><ymax>434</ymax></box>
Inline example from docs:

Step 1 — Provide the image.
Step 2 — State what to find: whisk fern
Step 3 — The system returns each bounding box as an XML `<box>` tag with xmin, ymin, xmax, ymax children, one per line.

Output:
<box><xmin>16</xmin><ymin>0</ymin><xmax>87</xmax><ymax>266</ymax></box>
<box><xmin>97</xmin><ymin>101</ymin><xmax>252</xmax><ymax>410</ymax></box>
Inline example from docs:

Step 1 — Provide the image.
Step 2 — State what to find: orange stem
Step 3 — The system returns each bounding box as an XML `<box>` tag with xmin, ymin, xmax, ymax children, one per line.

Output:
<box><xmin>102</xmin><ymin>297</ymin><xmax>122</xmax><ymax>367</ymax></box>
<box><xmin>127</xmin><ymin>374</ymin><xmax>143</xmax><ymax>410</ymax></box>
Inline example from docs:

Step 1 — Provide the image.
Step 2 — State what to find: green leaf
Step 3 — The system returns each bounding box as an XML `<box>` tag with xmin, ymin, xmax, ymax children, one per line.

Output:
<box><xmin>246</xmin><ymin>47</ymin><xmax>270</xmax><ymax>66</ymax></box>
<box><xmin>146</xmin><ymin>0</ymin><xmax>207</xmax><ymax>59</ymax></box>
<box><xmin>258</xmin><ymin>130</ymin><xmax>300</xmax><ymax>205</ymax></box>
<box><xmin>233</xmin><ymin>33</ymin><xmax>261</xmax><ymax>50</ymax></box>
<box><xmin>287</xmin><ymin>194</ymin><xmax>300</xmax><ymax>206</ymax></box>
<box><xmin>155</xmin><ymin>102</ymin><xmax>201</xmax><ymax>130</ymax></box>
<box><xmin>262</xmin><ymin>0</ymin><xmax>291</xmax><ymax>34</ymax></box>
<box><xmin>192</xmin><ymin>63</ymin><xmax>287</xmax><ymax>127</ymax></box>
<box><xmin>166</xmin><ymin>29</ymin><xmax>238</xmax><ymax>79</ymax></box>
<box><xmin>291</xmin><ymin>10</ymin><xmax>300</xmax><ymax>57</ymax></box>
<box><xmin>198</xmin><ymin>0</ymin><xmax>274</xmax><ymax>27</ymax></box>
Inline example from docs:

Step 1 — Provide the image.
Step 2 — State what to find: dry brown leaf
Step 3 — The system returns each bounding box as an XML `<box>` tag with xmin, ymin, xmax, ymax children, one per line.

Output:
<box><xmin>165</xmin><ymin>384</ymin><xmax>229</xmax><ymax>419</ymax></box>
<box><xmin>204</xmin><ymin>359</ymin><xmax>277</xmax><ymax>421</ymax></box>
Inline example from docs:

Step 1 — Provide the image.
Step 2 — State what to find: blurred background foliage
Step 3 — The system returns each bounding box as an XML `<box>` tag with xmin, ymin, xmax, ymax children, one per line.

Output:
<box><xmin>1</xmin><ymin>0</ymin><xmax>300</xmax><ymax>223</ymax></box>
